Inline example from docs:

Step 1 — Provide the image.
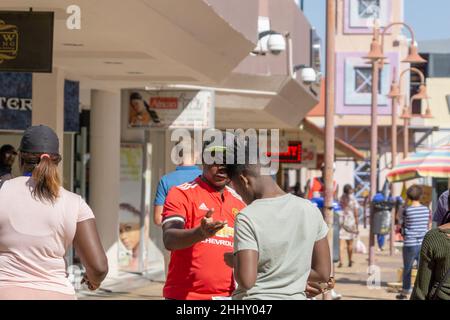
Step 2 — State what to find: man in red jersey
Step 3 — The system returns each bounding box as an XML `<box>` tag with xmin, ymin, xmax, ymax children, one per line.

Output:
<box><xmin>161</xmin><ymin>132</ymin><xmax>245</xmax><ymax>300</ymax></box>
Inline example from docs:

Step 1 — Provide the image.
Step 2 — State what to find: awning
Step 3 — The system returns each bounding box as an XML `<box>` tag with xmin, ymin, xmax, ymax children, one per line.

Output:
<box><xmin>0</xmin><ymin>0</ymin><xmax>259</xmax><ymax>88</ymax></box>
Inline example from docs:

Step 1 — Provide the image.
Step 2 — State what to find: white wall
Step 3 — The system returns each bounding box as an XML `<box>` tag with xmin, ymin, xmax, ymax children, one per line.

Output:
<box><xmin>335</xmin><ymin>160</ymin><xmax>355</xmax><ymax>197</ymax></box>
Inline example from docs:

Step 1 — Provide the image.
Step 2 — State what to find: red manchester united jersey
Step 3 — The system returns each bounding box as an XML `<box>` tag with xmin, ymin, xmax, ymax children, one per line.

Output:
<box><xmin>162</xmin><ymin>177</ymin><xmax>245</xmax><ymax>300</ymax></box>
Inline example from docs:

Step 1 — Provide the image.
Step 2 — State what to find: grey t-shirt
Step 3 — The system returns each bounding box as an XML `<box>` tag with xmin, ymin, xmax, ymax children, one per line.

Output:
<box><xmin>232</xmin><ymin>193</ymin><xmax>329</xmax><ymax>300</ymax></box>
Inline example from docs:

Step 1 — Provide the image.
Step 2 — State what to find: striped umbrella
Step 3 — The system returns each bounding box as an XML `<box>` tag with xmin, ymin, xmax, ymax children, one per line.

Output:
<box><xmin>387</xmin><ymin>144</ymin><xmax>450</xmax><ymax>182</ymax></box>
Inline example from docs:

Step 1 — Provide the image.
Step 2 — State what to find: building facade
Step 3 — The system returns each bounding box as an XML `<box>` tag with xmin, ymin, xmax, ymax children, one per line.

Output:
<box><xmin>307</xmin><ymin>0</ymin><xmax>432</xmax><ymax>198</ymax></box>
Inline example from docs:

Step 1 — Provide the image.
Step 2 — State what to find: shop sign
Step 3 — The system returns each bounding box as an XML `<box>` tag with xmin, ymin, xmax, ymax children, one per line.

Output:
<box><xmin>268</xmin><ymin>141</ymin><xmax>303</xmax><ymax>163</ymax></box>
<box><xmin>0</xmin><ymin>72</ymin><xmax>79</xmax><ymax>132</ymax></box>
<box><xmin>126</xmin><ymin>89</ymin><xmax>214</xmax><ymax>129</ymax></box>
<box><xmin>0</xmin><ymin>11</ymin><xmax>53</xmax><ymax>73</ymax></box>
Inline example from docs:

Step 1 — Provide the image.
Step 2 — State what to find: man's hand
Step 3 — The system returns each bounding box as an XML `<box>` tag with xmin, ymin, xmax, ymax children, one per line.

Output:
<box><xmin>224</xmin><ymin>252</ymin><xmax>234</xmax><ymax>268</ymax></box>
<box><xmin>199</xmin><ymin>209</ymin><xmax>227</xmax><ymax>239</ymax></box>
<box><xmin>306</xmin><ymin>277</ymin><xmax>335</xmax><ymax>298</ymax></box>
<box><xmin>305</xmin><ymin>282</ymin><xmax>324</xmax><ymax>298</ymax></box>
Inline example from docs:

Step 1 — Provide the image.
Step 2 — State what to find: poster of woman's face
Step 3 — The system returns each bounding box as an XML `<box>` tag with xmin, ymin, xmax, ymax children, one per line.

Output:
<box><xmin>118</xmin><ymin>203</ymin><xmax>142</xmax><ymax>272</ymax></box>
<box><xmin>129</xmin><ymin>92</ymin><xmax>151</xmax><ymax>127</ymax></box>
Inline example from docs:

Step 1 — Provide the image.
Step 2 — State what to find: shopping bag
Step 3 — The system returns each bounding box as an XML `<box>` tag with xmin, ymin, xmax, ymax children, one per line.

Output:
<box><xmin>355</xmin><ymin>238</ymin><xmax>367</xmax><ymax>254</ymax></box>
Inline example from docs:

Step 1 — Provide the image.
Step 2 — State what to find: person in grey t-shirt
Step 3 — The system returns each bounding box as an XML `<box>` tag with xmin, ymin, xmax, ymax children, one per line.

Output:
<box><xmin>225</xmin><ymin>152</ymin><xmax>332</xmax><ymax>300</ymax></box>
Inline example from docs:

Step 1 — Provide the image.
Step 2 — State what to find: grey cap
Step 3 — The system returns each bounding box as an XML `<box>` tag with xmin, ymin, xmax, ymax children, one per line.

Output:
<box><xmin>19</xmin><ymin>125</ymin><xmax>59</xmax><ymax>154</ymax></box>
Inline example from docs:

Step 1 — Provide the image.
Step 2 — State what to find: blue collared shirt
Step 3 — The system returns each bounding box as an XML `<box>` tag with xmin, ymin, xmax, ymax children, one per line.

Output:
<box><xmin>154</xmin><ymin>166</ymin><xmax>202</xmax><ymax>206</ymax></box>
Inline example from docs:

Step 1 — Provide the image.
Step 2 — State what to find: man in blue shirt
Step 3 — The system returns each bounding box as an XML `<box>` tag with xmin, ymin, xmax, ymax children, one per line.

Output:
<box><xmin>153</xmin><ymin>140</ymin><xmax>202</xmax><ymax>226</ymax></box>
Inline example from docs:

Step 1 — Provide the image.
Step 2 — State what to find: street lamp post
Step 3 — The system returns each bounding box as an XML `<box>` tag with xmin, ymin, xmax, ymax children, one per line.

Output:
<box><xmin>400</xmin><ymin>80</ymin><xmax>432</xmax><ymax>158</ymax></box>
<box><xmin>364</xmin><ymin>25</ymin><xmax>385</xmax><ymax>270</ymax></box>
<box><xmin>365</xmin><ymin>21</ymin><xmax>427</xmax><ymax>268</ymax></box>
<box><xmin>369</xmin><ymin>53</ymin><xmax>381</xmax><ymax>270</ymax></box>
<box><xmin>387</xmin><ymin>67</ymin><xmax>430</xmax><ymax>255</ymax></box>
<box><xmin>387</xmin><ymin>70</ymin><xmax>401</xmax><ymax>256</ymax></box>
<box><xmin>323</xmin><ymin>0</ymin><xmax>336</xmax><ymax>300</ymax></box>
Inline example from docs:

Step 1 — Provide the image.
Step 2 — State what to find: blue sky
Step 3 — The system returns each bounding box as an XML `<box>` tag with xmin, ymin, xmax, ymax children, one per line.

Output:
<box><xmin>301</xmin><ymin>0</ymin><xmax>450</xmax><ymax>73</ymax></box>
<box><xmin>303</xmin><ymin>0</ymin><xmax>450</xmax><ymax>43</ymax></box>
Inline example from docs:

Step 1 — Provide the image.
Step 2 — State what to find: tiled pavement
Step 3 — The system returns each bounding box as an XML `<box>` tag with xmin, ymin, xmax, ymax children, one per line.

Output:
<box><xmin>78</xmin><ymin>228</ymin><xmax>405</xmax><ymax>300</ymax></box>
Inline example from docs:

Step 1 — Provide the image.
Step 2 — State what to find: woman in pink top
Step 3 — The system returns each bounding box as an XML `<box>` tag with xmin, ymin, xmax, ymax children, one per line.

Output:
<box><xmin>0</xmin><ymin>125</ymin><xmax>108</xmax><ymax>300</ymax></box>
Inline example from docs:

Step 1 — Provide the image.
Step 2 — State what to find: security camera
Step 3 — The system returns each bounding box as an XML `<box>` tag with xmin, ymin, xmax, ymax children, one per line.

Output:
<box><xmin>267</xmin><ymin>33</ymin><xmax>286</xmax><ymax>55</ymax></box>
<box><xmin>301</xmin><ymin>68</ymin><xmax>317</xmax><ymax>84</ymax></box>
<box><xmin>293</xmin><ymin>65</ymin><xmax>317</xmax><ymax>84</ymax></box>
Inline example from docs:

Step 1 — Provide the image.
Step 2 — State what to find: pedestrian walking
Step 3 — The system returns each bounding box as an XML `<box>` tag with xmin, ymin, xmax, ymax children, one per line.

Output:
<box><xmin>0</xmin><ymin>125</ymin><xmax>108</xmax><ymax>300</ymax></box>
<box><xmin>411</xmin><ymin>190</ymin><xmax>450</xmax><ymax>300</ymax></box>
<box><xmin>396</xmin><ymin>185</ymin><xmax>432</xmax><ymax>299</ymax></box>
<box><xmin>225</xmin><ymin>137</ymin><xmax>333</xmax><ymax>300</ymax></box>
<box><xmin>338</xmin><ymin>184</ymin><xmax>359</xmax><ymax>268</ymax></box>
<box><xmin>161</xmin><ymin>132</ymin><xmax>245</xmax><ymax>300</ymax></box>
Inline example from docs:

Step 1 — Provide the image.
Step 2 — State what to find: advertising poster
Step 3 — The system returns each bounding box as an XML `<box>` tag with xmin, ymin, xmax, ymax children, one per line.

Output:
<box><xmin>119</xmin><ymin>144</ymin><xmax>145</xmax><ymax>273</ymax></box>
<box><xmin>126</xmin><ymin>89</ymin><xmax>214</xmax><ymax>129</ymax></box>
<box><xmin>119</xmin><ymin>144</ymin><xmax>164</xmax><ymax>278</ymax></box>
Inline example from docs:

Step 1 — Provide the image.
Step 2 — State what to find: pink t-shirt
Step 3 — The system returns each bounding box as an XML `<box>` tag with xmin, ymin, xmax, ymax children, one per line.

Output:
<box><xmin>0</xmin><ymin>177</ymin><xmax>95</xmax><ymax>295</ymax></box>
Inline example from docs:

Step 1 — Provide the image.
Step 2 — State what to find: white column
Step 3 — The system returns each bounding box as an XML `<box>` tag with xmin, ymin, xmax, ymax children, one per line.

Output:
<box><xmin>32</xmin><ymin>68</ymin><xmax>65</xmax><ymax>174</ymax></box>
<box><xmin>90</xmin><ymin>90</ymin><xmax>121</xmax><ymax>279</ymax></box>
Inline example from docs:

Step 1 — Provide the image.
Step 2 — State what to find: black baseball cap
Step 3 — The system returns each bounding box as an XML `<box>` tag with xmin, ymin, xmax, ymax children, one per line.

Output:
<box><xmin>19</xmin><ymin>125</ymin><xmax>59</xmax><ymax>154</ymax></box>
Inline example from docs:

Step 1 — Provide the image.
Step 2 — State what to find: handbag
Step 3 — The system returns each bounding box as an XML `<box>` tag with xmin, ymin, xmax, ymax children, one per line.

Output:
<box><xmin>428</xmin><ymin>267</ymin><xmax>450</xmax><ymax>300</ymax></box>
<box><xmin>342</xmin><ymin>212</ymin><xmax>356</xmax><ymax>233</ymax></box>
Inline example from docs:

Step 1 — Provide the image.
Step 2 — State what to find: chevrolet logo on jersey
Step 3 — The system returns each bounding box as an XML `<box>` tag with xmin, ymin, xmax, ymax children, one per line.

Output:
<box><xmin>215</xmin><ymin>225</ymin><xmax>234</xmax><ymax>238</ymax></box>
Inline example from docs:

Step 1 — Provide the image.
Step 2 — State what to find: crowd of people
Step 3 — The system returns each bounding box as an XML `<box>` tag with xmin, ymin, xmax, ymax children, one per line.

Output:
<box><xmin>0</xmin><ymin>126</ymin><xmax>448</xmax><ymax>300</ymax></box>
